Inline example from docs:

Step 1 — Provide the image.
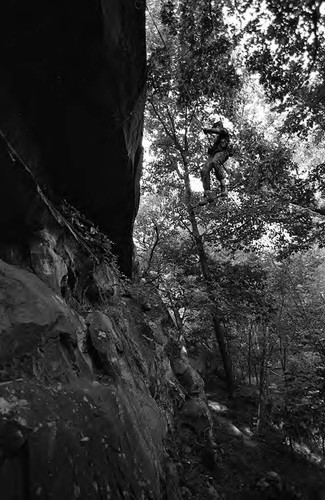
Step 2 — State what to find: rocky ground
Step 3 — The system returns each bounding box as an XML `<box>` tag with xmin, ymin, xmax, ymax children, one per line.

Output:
<box><xmin>168</xmin><ymin>382</ymin><xmax>325</xmax><ymax>499</ymax></box>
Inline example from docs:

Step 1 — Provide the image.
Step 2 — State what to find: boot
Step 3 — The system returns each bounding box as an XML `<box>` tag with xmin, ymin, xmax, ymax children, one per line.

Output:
<box><xmin>198</xmin><ymin>191</ymin><xmax>215</xmax><ymax>206</ymax></box>
<box><xmin>204</xmin><ymin>190</ymin><xmax>215</xmax><ymax>202</ymax></box>
<box><xmin>220</xmin><ymin>187</ymin><xmax>228</xmax><ymax>198</ymax></box>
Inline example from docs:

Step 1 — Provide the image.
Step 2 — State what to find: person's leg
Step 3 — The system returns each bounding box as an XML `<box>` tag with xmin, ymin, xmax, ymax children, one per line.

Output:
<box><xmin>200</xmin><ymin>159</ymin><xmax>214</xmax><ymax>200</ymax></box>
<box><xmin>220</xmin><ymin>178</ymin><xmax>228</xmax><ymax>197</ymax></box>
<box><xmin>214</xmin><ymin>164</ymin><xmax>228</xmax><ymax>197</ymax></box>
<box><xmin>213</xmin><ymin>152</ymin><xmax>229</xmax><ymax>197</ymax></box>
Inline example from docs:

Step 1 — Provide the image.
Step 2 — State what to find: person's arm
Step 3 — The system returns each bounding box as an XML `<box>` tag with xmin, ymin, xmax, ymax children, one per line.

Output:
<box><xmin>203</xmin><ymin>126</ymin><xmax>222</xmax><ymax>135</ymax></box>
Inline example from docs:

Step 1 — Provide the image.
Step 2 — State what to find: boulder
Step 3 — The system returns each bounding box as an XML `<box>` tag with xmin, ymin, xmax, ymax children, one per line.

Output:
<box><xmin>0</xmin><ymin>259</ymin><xmax>89</xmax><ymax>383</ymax></box>
<box><xmin>0</xmin><ymin>379</ymin><xmax>165</xmax><ymax>500</ymax></box>
<box><xmin>0</xmin><ymin>258</ymin><xmax>172</xmax><ymax>498</ymax></box>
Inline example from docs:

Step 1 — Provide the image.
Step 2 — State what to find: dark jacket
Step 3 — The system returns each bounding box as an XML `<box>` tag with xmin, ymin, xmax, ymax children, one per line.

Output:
<box><xmin>208</xmin><ymin>128</ymin><xmax>230</xmax><ymax>156</ymax></box>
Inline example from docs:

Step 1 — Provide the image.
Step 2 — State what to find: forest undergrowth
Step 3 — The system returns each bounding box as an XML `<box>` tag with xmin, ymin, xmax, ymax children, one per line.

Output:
<box><xmin>167</xmin><ymin>378</ymin><xmax>325</xmax><ymax>499</ymax></box>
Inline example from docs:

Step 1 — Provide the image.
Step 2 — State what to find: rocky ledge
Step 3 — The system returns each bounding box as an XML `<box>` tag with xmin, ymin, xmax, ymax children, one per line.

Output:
<box><xmin>0</xmin><ymin>212</ymin><xmax>215</xmax><ymax>499</ymax></box>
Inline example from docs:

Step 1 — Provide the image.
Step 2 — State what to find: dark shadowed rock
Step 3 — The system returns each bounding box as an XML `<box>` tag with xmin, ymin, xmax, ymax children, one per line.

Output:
<box><xmin>0</xmin><ymin>259</ymin><xmax>169</xmax><ymax>498</ymax></box>
<box><xmin>0</xmin><ymin>0</ymin><xmax>146</xmax><ymax>275</ymax></box>
<box><xmin>0</xmin><ymin>3</ymin><xmax>218</xmax><ymax>498</ymax></box>
<box><xmin>0</xmin><ymin>380</ymin><xmax>165</xmax><ymax>500</ymax></box>
<box><xmin>0</xmin><ymin>259</ymin><xmax>89</xmax><ymax>382</ymax></box>
<box><xmin>0</xmin><ymin>242</ymin><xmax>213</xmax><ymax>499</ymax></box>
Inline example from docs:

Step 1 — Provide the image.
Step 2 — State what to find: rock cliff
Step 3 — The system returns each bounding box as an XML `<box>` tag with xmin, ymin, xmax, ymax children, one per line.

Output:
<box><xmin>0</xmin><ymin>0</ymin><xmax>146</xmax><ymax>275</ymax></box>
<box><xmin>0</xmin><ymin>215</ymin><xmax>214</xmax><ymax>499</ymax></box>
<box><xmin>0</xmin><ymin>2</ymin><xmax>215</xmax><ymax>499</ymax></box>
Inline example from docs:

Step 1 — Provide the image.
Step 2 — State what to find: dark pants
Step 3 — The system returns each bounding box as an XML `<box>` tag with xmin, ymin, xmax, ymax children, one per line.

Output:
<box><xmin>201</xmin><ymin>150</ymin><xmax>229</xmax><ymax>194</ymax></box>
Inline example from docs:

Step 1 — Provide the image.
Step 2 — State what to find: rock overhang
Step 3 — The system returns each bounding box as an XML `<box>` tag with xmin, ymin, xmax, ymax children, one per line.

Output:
<box><xmin>0</xmin><ymin>0</ymin><xmax>146</xmax><ymax>275</ymax></box>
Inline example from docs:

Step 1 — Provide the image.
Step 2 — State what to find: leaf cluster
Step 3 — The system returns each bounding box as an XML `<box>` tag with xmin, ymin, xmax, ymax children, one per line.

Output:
<box><xmin>239</xmin><ymin>0</ymin><xmax>325</xmax><ymax>133</ymax></box>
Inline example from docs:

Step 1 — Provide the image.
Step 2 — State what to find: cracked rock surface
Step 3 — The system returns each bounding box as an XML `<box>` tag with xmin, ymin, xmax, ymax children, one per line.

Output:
<box><xmin>0</xmin><ymin>225</ymin><xmax>213</xmax><ymax>499</ymax></box>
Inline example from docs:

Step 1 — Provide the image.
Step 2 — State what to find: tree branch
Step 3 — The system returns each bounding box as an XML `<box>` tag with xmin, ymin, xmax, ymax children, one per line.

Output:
<box><xmin>149</xmin><ymin>97</ymin><xmax>187</xmax><ymax>178</ymax></box>
<box><xmin>149</xmin><ymin>98</ymin><xmax>174</xmax><ymax>139</ymax></box>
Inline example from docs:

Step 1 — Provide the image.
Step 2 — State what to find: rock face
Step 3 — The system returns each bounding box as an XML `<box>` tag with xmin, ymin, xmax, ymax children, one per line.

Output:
<box><xmin>0</xmin><ymin>0</ymin><xmax>146</xmax><ymax>275</ymax></box>
<box><xmin>0</xmin><ymin>245</ymin><xmax>168</xmax><ymax>499</ymax></box>
<box><xmin>0</xmin><ymin>223</ymin><xmax>215</xmax><ymax>499</ymax></box>
<box><xmin>0</xmin><ymin>3</ymin><xmax>217</xmax><ymax>498</ymax></box>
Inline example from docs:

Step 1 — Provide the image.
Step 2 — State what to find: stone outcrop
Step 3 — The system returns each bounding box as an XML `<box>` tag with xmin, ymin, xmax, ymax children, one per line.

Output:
<box><xmin>0</xmin><ymin>241</ymin><xmax>167</xmax><ymax>499</ymax></box>
<box><xmin>0</xmin><ymin>2</ymin><xmax>217</xmax><ymax>498</ymax></box>
<box><xmin>0</xmin><ymin>221</ymin><xmax>215</xmax><ymax>499</ymax></box>
<box><xmin>0</xmin><ymin>0</ymin><xmax>146</xmax><ymax>275</ymax></box>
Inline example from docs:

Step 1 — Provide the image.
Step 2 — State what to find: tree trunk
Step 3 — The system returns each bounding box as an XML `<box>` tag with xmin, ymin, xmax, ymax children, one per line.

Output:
<box><xmin>248</xmin><ymin>324</ymin><xmax>252</xmax><ymax>386</ymax></box>
<box><xmin>256</xmin><ymin>325</ymin><xmax>268</xmax><ymax>433</ymax></box>
<box><xmin>148</xmin><ymin>101</ymin><xmax>234</xmax><ymax>396</ymax></box>
<box><xmin>182</xmin><ymin>164</ymin><xmax>234</xmax><ymax>396</ymax></box>
<box><xmin>166</xmin><ymin>290</ymin><xmax>184</xmax><ymax>338</ymax></box>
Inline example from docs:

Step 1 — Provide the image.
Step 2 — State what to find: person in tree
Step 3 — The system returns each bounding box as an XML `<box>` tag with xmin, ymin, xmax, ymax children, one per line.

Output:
<box><xmin>200</xmin><ymin>120</ymin><xmax>232</xmax><ymax>204</ymax></box>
